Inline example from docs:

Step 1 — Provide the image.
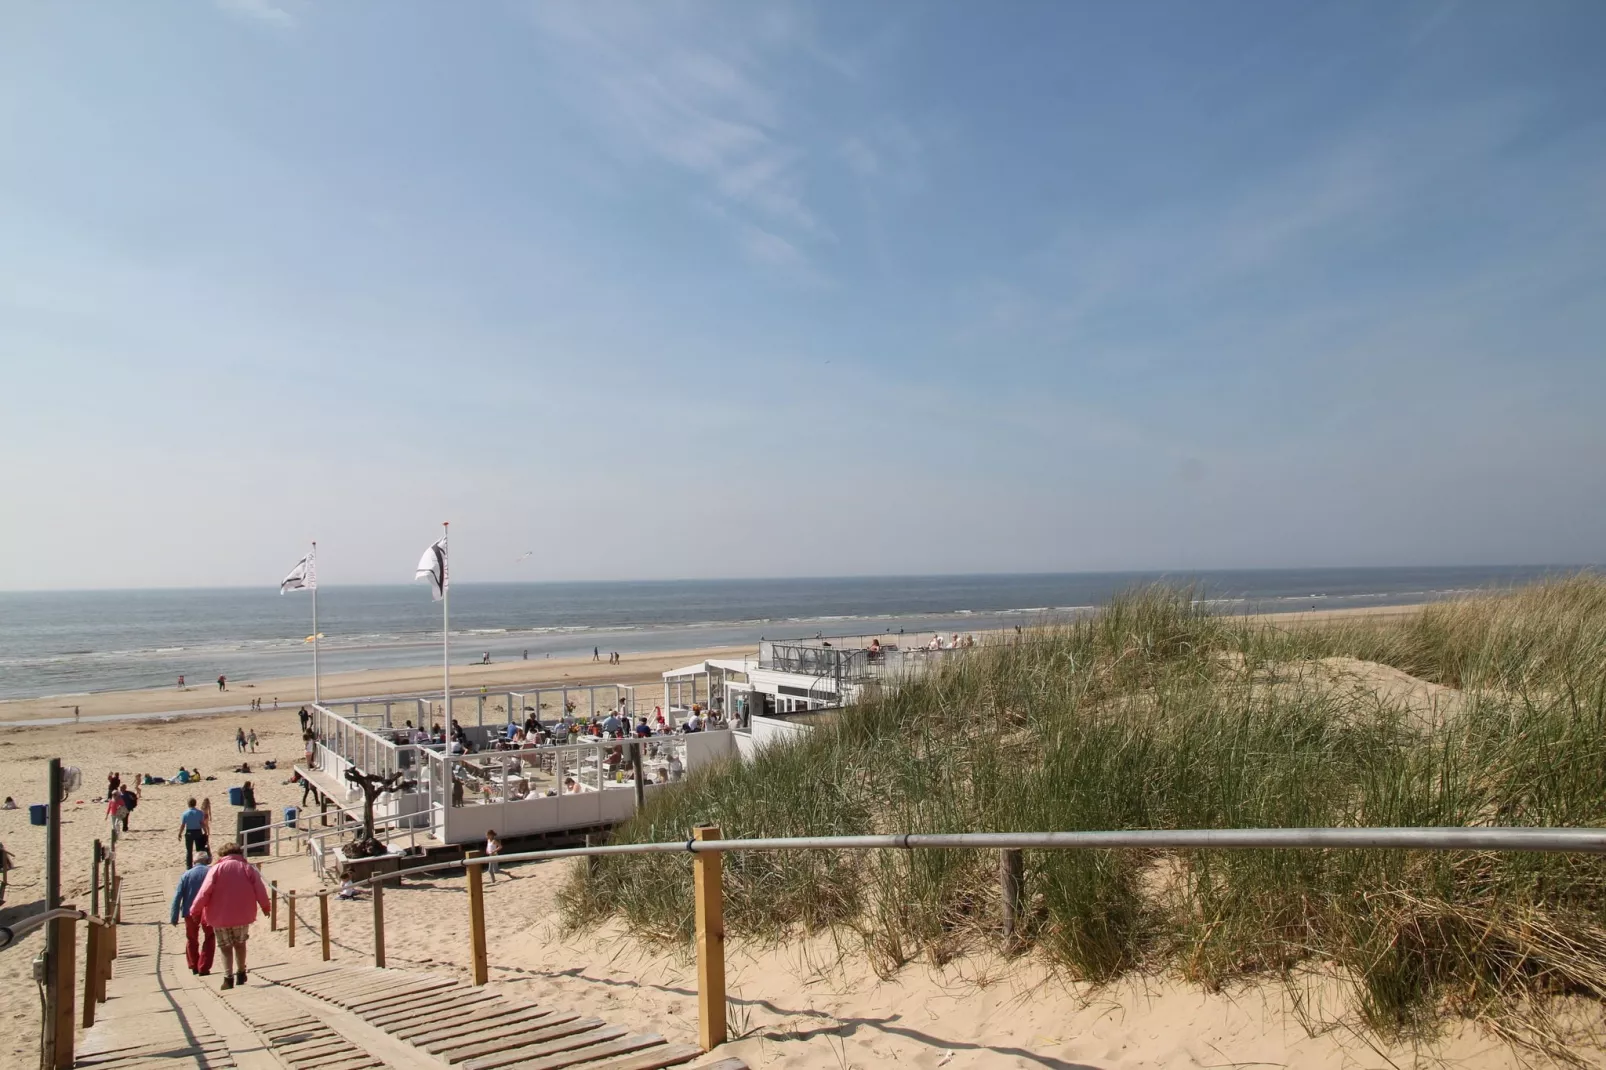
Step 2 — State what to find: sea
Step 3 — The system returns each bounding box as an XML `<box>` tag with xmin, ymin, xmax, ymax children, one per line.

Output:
<box><xmin>0</xmin><ymin>566</ymin><xmax>1583</xmax><ymax>702</ymax></box>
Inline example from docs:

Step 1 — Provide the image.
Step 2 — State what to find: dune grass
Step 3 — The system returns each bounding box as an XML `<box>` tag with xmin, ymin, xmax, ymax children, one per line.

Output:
<box><xmin>563</xmin><ymin>577</ymin><xmax>1606</xmax><ymax>1052</ymax></box>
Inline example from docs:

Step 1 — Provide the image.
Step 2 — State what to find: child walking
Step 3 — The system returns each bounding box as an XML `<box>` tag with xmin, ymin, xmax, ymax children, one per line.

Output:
<box><xmin>485</xmin><ymin>830</ymin><xmax>505</xmax><ymax>882</ymax></box>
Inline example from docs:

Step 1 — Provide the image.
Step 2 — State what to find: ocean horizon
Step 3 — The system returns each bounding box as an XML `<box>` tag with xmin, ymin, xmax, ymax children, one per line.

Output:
<box><xmin>0</xmin><ymin>566</ymin><xmax>1588</xmax><ymax>701</ymax></box>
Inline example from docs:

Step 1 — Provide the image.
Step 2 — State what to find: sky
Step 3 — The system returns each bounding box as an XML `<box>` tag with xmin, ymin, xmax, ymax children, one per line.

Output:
<box><xmin>2</xmin><ymin>1</ymin><xmax>1604</xmax><ymax>590</ymax></box>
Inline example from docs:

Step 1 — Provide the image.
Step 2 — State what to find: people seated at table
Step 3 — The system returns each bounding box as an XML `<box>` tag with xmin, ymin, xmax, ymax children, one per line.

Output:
<box><xmin>562</xmin><ymin>776</ymin><xmax>580</xmax><ymax>794</ymax></box>
<box><xmin>634</xmin><ymin>717</ymin><xmax>652</xmax><ymax>738</ymax></box>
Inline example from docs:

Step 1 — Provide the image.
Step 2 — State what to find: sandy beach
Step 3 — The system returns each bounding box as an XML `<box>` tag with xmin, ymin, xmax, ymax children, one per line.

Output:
<box><xmin>1</xmin><ymin>704</ymin><xmax>1594</xmax><ymax>1070</ymax></box>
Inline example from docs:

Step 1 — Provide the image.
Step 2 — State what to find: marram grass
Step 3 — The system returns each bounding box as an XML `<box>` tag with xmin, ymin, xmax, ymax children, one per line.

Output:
<box><xmin>564</xmin><ymin>578</ymin><xmax>1606</xmax><ymax>1053</ymax></box>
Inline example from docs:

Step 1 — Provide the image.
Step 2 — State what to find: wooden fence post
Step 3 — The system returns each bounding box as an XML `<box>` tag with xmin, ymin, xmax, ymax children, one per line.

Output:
<box><xmin>96</xmin><ymin>912</ymin><xmax>110</xmax><ymax>996</ymax></box>
<box><xmin>372</xmin><ymin>883</ymin><xmax>386</xmax><ymax>968</ymax></box>
<box><xmin>82</xmin><ymin>921</ymin><xmax>100</xmax><ymax>1028</ymax></box>
<box><xmin>1000</xmin><ymin>849</ymin><xmax>1024</xmax><ymax>944</ymax></box>
<box><xmin>465</xmin><ymin>851</ymin><xmax>488</xmax><ymax>985</ymax></box>
<box><xmin>318</xmin><ymin>891</ymin><xmax>331</xmax><ymax>961</ymax></box>
<box><xmin>693</xmin><ymin>825</ymin><xmax>727</xmax><ymax>1052</ymax></box>
<box><xmin>287</xmin><ymin>892</ymin><xmax>296</xmax><ymax>948</ymax></box>
<box><xmin>107</xmin><ymin>877</ymin><xmax>120</xmax><ymax>963</ymax></box>
<box><xmin>95</xmin><ymin>920</ymin><xmax>110</xmax><ymax>1003</ymax></box>
<box><xmin>50</xmin><ymin>911</ymin><xmax>76</xmax><ymax>1069</ymax></box>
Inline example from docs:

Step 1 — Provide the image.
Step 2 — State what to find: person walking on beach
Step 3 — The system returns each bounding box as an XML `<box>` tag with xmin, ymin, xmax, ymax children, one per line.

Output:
<box><xmin>218</xmin><ymin>675</ymin><xmax>227</xmax><ymax>692</ymax></box>
<box><xmin>200</xmin><ymin>796</ymin><xmax>213</xmax><ymax>841</ymax></box>
<box><xmin>179</xmin><ymin>798</ymin><xmax>208</xmax><ymax>867</ymax></box>
<box><xmin>170</xmin><ymin>850</ymin><xmax>215</xmax><ymax>976</ymax></box>
<box><xmin>235</xmin><ymin>727</ymin><xmax>247</xmax><ymax>753</ymax></box>
<box><xmin>298</xmin><ymin>706</ymin><xmax>311</xmax><ymax>732</ymax></box>
<box><xmin>485</xmin><ymin>830</ymin><xmax>505</xmax><ymax>882</ymax></box>
<box><xmin>178</xmin><ymin>675</ymin><xmax>185</xmax><ymax>689</ymax></box>
<box><xmin>247</xmin><ymin>729</ymin><xmax>259</xmax><ymax>753</ymax></box>
<box><xmin>593</xmin><ymin>646</ymin><xmax>600</xmax><ymax>662</ymax></box>
<box><xmin>189</xmin><ymin>842</ymin><xmax>270</xmax><ymax>990</ymax></box>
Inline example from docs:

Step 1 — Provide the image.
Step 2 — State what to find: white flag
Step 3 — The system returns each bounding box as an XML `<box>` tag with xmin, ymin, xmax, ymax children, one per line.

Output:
<box><xmin>281</xmin><ymin>550</ymin><xmax>316</xmax><ymax>594</ymax></box>
<box><xmin>415</xmin><ymin>538</ymin><xmax>448</xmax><ymax>601</ymax></box>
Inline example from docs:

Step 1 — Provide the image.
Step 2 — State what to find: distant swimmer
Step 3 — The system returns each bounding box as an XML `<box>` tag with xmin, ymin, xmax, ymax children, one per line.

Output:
<box><xmin>178</xmin><ymin>675</ymin><xmax>185</xmax><ymax>689</ymax></box>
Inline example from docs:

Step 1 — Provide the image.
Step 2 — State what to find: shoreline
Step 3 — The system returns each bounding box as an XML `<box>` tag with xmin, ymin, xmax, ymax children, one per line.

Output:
<box><xmin>0</xmin><ymin>603</ymin><xmax>1424</xmax><ymax>727</ymax></box>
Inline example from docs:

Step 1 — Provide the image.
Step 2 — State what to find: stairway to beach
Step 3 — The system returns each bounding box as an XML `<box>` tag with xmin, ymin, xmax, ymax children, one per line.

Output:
<box><xmin>74</xmin><ymin>872</ymin><xmax>745</xmax><ymax>1070</ymax></box>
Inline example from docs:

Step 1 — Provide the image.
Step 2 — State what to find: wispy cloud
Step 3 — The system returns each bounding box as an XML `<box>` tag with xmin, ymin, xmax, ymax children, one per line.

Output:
<box><xmin>215</xmin><ymin>0</ymin><xmax>295</xmax><ymax>28</ymax></box>
<box><xmin>521</xmin><ymin>4</ymin><xmax>848</xmax><ymax>269</ymax></box>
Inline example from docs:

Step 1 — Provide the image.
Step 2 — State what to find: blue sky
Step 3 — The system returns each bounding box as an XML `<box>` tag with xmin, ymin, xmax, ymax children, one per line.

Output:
<box><xmin>2</xmin><ymin>1</ymin><xmax>1603</xmax><ymax>589</ymax></box>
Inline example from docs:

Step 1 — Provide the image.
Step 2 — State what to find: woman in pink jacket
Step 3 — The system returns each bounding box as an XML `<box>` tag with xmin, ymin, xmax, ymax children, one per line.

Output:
<box><xmin>189</xmin><ymin>841</ymin><xmax>270</xmax><ymax>989</ymax></box>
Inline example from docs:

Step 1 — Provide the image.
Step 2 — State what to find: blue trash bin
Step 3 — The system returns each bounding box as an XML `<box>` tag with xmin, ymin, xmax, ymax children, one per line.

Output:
<box><xmin>29</xmin><ymin>804</ymin><xmax>47</xmax><ymax>826</ymax></box>
<box><xmin>228</xmin><ymin>786</ymin><xmax>244</xmax><ymax>806</ymax></box>
<box><xmin>283</xmin><ymin>806</ymin><xmax>298</xmax><ymax>827</ymax></box>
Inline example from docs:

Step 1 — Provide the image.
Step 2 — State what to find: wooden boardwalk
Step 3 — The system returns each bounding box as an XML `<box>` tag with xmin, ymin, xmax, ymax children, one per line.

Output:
<box><xmin>74</xmin><ymin>872</ymin><xmax>744</xmax><ymax>1070</ymax></box>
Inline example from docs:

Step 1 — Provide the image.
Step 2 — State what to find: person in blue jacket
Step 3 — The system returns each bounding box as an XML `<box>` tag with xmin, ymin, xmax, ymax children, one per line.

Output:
<box><xmin>170</xmin><ymin>851</ymin><xmax>215</xmax><ymax>975</ymax></box>
<box><xmin>178</xmin><ymin>798</ymin><xmax>208</xmax><ymax>867</ymax></box>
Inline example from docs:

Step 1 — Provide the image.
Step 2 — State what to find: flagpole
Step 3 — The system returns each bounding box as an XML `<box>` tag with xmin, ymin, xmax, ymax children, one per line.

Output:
<box><xmin>442</xmin><ymin>522</ymin><xmax>451</xmax><ymax>725</ymax></box>
<box><xmin>311</xmin><ymin>541</ymin><xmax>320</xmax><ymax>704</ymax></box>
<box><xmin>441</xmin><ymin>522</ymin><xmax>451</xmax><ymax>846</ymax></box>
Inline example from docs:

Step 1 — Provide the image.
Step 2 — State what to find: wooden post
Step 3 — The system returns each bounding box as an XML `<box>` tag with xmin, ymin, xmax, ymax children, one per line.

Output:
<box><xmin>95</xmin><ymin>920</ymin><xmax>110</xmax><ymax>1003</ymax></box>
<box><xmin>287</xmin><ymin>892</ymin><xmax>296</xmax><ymax>947</ymax></box>
<box><xmin>465</xmin><ymin>851</ymin><xmax>488</xmax><ymax>985</ymax></box>
<box><xmin>632</xmin><ymin>741</ymin><xmax>646</xmax><ymax>812</ymax></box>
<box><xmin>107</xmin><ymin>875</ymin><xmax>120</xmax><ymax>961</ymax></box>
<box><xmin>1000</xmin><ymin>849</ymin><xmax>1024</xmax><ymax>944</ymax></box>
<box><xmin>49</xmin><ymin>911</ymin><xmax>76</xmax><ymax>1069</ymax></box>
<box><xmin>372</xmin><ymin>883</ymin><xmax>386</xmax><ymax>968</ymax></box>
<box><xmin>270</xmin><ymin>883</ymin><xmax>278</xmax><ymax>931</ymax></box>
<box><xmin>318</xmin><ymin>891</ymin><xmax>331</xmax><ymax>961</ymax></box>
<box><xmin>81</xmin><ymin>921</ymin><xmax>100</xmax><ymax>1028</ymax></box>
<box><xmin>693</xmin><ymin>825</ymin><xmax>726</xmax><ymax>1051</ymax></box>
<box><xmin>90</xmin><ymin>842</ymin><xmax>102</xmax><ymax>917</ymax></box>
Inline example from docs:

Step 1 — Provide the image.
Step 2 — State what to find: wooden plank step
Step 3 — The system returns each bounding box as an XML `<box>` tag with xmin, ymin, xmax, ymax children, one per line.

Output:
<box><xmin>580</xmin><ymin>1047</ymin><xmax>710</xmax><ymax>1070</ymax></box>
<box><xmin>688</xmin><ymin>1060</ymin><xmax>750</xmax><ymax>1070</ymax></box>
<box><xmin>345</xmin><ymin>978</ymin><xmax>462</xmax><ymax>1011</ymax></box>
<box><xmin>432</xmin><ymin>1015</ymin><xmax>590</xmax><ymax>1060</ymax></box>
<box><xmin>496</xmin><ymin>1035</ymin><xmax>673</xmax><ymax>1070</ymax></box>
<box><xmin>282</xmin><ymin>1048</ymin><xmax>382</xmax><ymax>1070</ymax></box>
<box><xmin>366</xmin><ymin>988</ymin><xmax>495</xmax><ymax>1026</ymax></box>
<box><xmin>404</xmin><ymin>1005</ymin><xmax>547</xmax><ymax>1045</ymax></box>
<box><xmin>298</xmin><ymin>971</ymin><xmax>419</xmax><ymax>998</ymax></box>
<box><xmin>458</xmin><ymin>1024</ymin><xmax>624</xmax><ymax>1070</ymax></box>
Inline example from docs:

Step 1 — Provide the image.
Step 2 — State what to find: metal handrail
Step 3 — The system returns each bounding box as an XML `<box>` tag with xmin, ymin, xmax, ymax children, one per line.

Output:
<box><xmin>348</xmin><ymin>825</ymin><xmax>1606</xmax><ymax>891</ymax></box>
<box><xmin>0</xmin><ymin>907</ymin><xmax>113</xmax><ymax>952</ymax></box>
